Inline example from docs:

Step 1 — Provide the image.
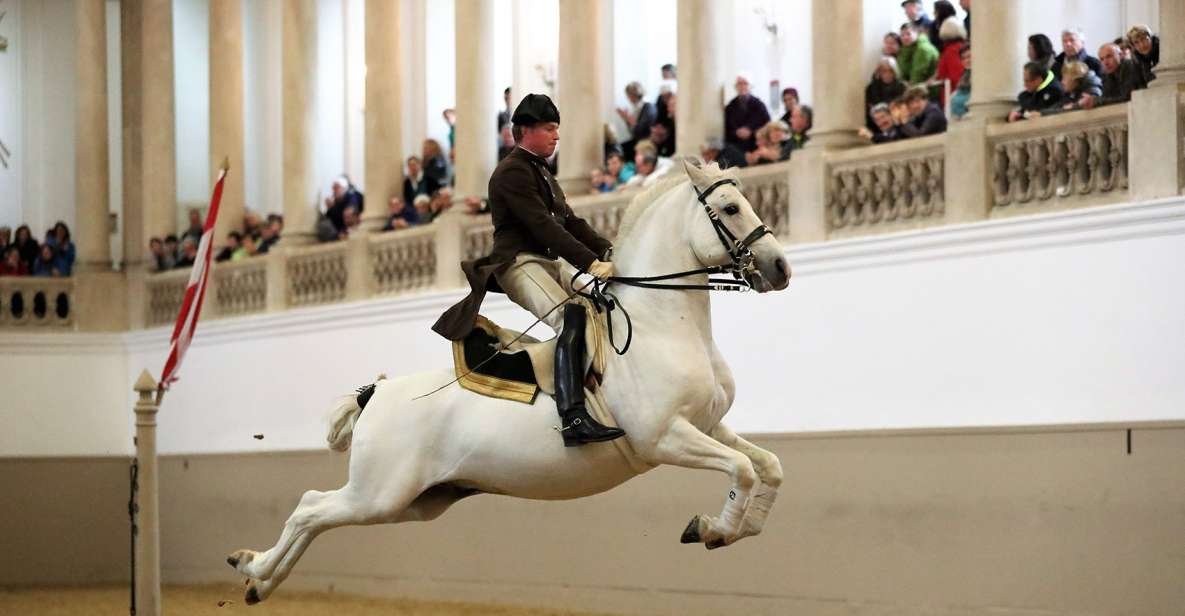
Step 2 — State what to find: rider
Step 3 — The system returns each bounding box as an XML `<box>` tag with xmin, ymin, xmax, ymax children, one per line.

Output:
<box><xmin>433</xmin><ymin>94</ymin><xmax>626</xmax><ymax>447</ymax></box>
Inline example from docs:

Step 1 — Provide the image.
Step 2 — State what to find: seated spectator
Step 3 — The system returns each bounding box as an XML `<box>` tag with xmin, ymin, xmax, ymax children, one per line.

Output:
<box><xmin>31</xmin><ymin>244</ymin><xmax>62</xmax><ymax>277</ymax></box>
<box><xmin>935</xmin><ymin>19</ymin><xmax>968</xmax><ymax>104</ymax></box>
<box><xmin>1028</xmin><ymin>34</ymin><xmax>1056</xmax><ymax>73</ymax></box>
<box><xmin>606</xmin><ymin>151</ymin><xmax>635</xmax><ymax>185</ymax></box>
<box><xmin>700</xmin><ymin>138</ymin><xmax>724</xmax><ymax>167</ymax></box>
<box><xmin>590</xmin><ymin>168</ymin><xmax>616</xmax><ymax>193</ymax></box>
<box><xmin>883</xmin><ymin>32</ymin><xmax>903</xmax><ymax>59</ymax></box>
<box><xmin>779</xmin><ymin>87</ymin><xmax>800</xmax><ymax>125</ymax></box>
<box><xmin>422</xmin><ymin>139</ymin><xmax>451</xmax><ymax>187</ymax></box>
<box><xmin>215</xmin><ymin>231</ymin><xmax>241</xmax><ymax>262</ymax></box>
<box><xmin>1052</xmin><ymin>28</ymin><xmax>1102</xmax><ymax>80</ymax></box>
<box><xmin>900</xmin><ymin>86</ymin><xmax>948</xmax><ymax>137</ymax></box>
<box><xmin>620</xmin><ymin>144</ymin><xmax>673</xmax><ymax>190</ymax></box>
<box><xmin>649</xmin><ymin>122</ymin><xmax>676</xmax><ymax>158</ymax></box>
<box><xmin>950</xmin><ymin>44</ymin><xmax>972</xmax><ymax>119</ymax></box>
<box><xmin>1056</xmin><ymin>60</ymin><xmax>1103</xmax><ymax>111</ymax></box>
<box><xmin>723</xmin><ymin>74</ymin><xmax>771</xmax><ymax>153</ymax></box>
<box><xmin>46</xmin><ymin>222</ymin><xmax>75</xmax><ymax>276</ymax></box>
<box><xmin>1127</xmin><ymin>25</ymin><xmax>1159</xmax><ymax>84</ymax></box>
<box><xmin>403</xmin><ymin>156</ymin><xmax>441</xmax><ymax>208</ymax></box>
<box><xmin>858</xmin><ymin>103</ymin><xmax>905</xmax><ymax>144</ymax></box>
<box><xmin>13</xmin><ymin>225</ymin><xmax>38</xmax><ymax>270</ymax></box>
<box><xmin>238</xmin><ymin>234</ymin><xmax>259</xmax><ymax>259</ymax></box>
<box><xmin>897</xmin><ymin>22</ymin><xmax>939</xmax><ymax>86</ymax></box>
<box><xmin>930</xmin><ymin>0</ymin><xmax>958</xmax><ymax>51</ymax></box>
<box><xmin>258</xmin><ymin>215</ymin><xmax>282</xmax><ymax>253</ymax></box>
<box><xmin>383</xmin><ymin>196</ymin><xmax>422</xmax><ymax>231</ymax></box>
<box><xmin>0</xmin><ymin>226</ymin><xmax>10</xmax><ymax>253</ymax></box>
<box><xmin>1</xmin><ymin>245</ymin><xmax>27</xmax><ymax>276</ymax></box>
<box><xmin>866</xmin><ymin>58</ymin><xmax>906</xmax><ymax>130</ymax></box>
<box><xmin>746</xmin><ymin>120</ymin><xmax>793</xmax><ymax>166</ymax></box>
<box><xmin>424</xmin><ymin>187</ymin><xmax>453</xmax><ymax>223</ymax></box>
<box><xmin>412</xmin><ymin>194</ymin><xmax>432</xmax><ymax>221</ymax></box>
<box><xmin>787</xmin><ymin>104</ymin><xmax>812</xmax><ymax>151</ymax></box>
<box><xmin>1008</xmin><ymin>62</ymin><xmax>1066</xmax><ymax>122</ymax></box>
<box><xmin>147</xmin><ymin>237</ymin><xmax>166</xmax><ymax>271</ymax></box>
<box><xmin>175</xmin><ymin>237</ymin><xmax>197</xmax><ymax>268</ymax></box>
<box><xmin>616</xmin><ymin>81</ymin><xmax>657</xmax><ymax>161</ymax></box>
<box><xmin>162</xmin><ymin>235</ymin><xmax>180</xmax><ymax>270</ymax></box>
<box><xmin>1081</xmin><ymin>43</ymin><xmax>1148</xmax><ymax>108</ymax></box>
<box><xmin>181</xmin><ymin>208</ymin><xmax>203</xmax><ymax>245</ymax></box>
<box><xmin>324</xmin><ymin>175</ymin><xmax>364</xmax><ymax>236</ymax></box>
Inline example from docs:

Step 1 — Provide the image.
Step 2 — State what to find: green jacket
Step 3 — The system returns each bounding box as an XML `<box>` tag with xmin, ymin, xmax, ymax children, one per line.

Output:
<box><xmin>897</xmin><ymin>35</ymin><xmax>939</xmax><ymax>85</ymax></box>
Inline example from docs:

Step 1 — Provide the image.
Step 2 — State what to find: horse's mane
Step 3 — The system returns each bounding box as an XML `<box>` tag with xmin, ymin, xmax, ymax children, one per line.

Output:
<box><xmin>616</xmin><ymin>161</ymin><xmax>737</xmax><ymax>242</ymax></box>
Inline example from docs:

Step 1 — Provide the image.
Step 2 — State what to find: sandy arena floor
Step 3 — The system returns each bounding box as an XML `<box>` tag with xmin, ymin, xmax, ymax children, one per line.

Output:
<box><xmin>0</xmin><ymin>585</ymin><xmax>611</xmax><ymax>615</ymax></box>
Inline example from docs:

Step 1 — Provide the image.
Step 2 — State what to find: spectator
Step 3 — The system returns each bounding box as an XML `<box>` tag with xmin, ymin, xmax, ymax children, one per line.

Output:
<box><xmin>606</xmin><ymin>151</ymin><xmax>635</xmax><ymax>185</ymax></box>
<box><xmin>649</xmin><ymin>122</ymin><xmax>676</xmax><ymax>158</ymax></box>
<box><xmin>215</xmin><ymin>231</ymin><xmax>241</xmax><ymax>262</ymax></box>
<box><xmin>424</xmin><ymin>187</ymin><xmax>453</xmax><ymax>223</ymax></box>
<box><xmin>1008</xmin><ymin>62</ymin><xmax>1066</xmax><ymax>122</ymax></box>
<box><xmin>590</xmin><ymin>168</ymin><xmax>616</xmax><ymax>193</ymax></box>
<box><xmin>497</xmin><ymin>124</ymin><xmax>516</xmax><ymax>161</ymax></box>
<box><xmin>258</xmin><ymin>215</ymin><xmax>282</xmax><ymax>254</ymax></box>
<box><xmin>324</xmin><ymin>176</ymin><xmax>364</xmax><ymax>236</ymax></box>
<box><xmin>779</xmin><ymin>87</ymin><xmax>800</xmax><ymax>125</ymax></box>
<box><xmin>723</xmin><ymin>74</ymin><xmax>771</xmax><ymax>153</ymax></box>
<box><xmin>13</xmin><ymin>224</ymin><xmax>37</xmax><ymax>269</ymax></box>
<box><xmin>897</xmin><ymin>22</ymin><xmax>939</xmax><ymax>86</ymax></box>
<box><xmin>442</xmin><ymin>108</ymin><xmax>456</xmax><ymax>150</ymax></box>
<box><xmin>1</xmin><ymin>246</ymin><xmax>27</xmax><ymax>276</ymax></box>
<box><xmin>950</xmin><ymin>44</ymin><xmax>973</xmax><ymax>119</ymax></box>
<box><xmin>620</xmin><ymin>152</ymin><xmax>661</xmax><ymax>189</ymax></box>
<box><xmin>616</xmin><ymin>81</ymin><xmax>657</xmax><ymax>161</ymax></box>
<box><xmin>858</xmin><ymin>103</ymin><xmax>905</xmax><ymax>144</ymax></box>
<box><xmin>497</xmin><ymin>87</ymin><xmax>512</xmax><ymax>131</ymax></box>
<box><xmin>162</xmin><ymin>235</ymin><xmax>180</xmax><ymax>269</ymax></box>
<box><xmin>787</xmin><ymin>104</ymin><xmax>812</xmax><ymax>151</ymax></box>
<box><xmin>46</xmin><ymin>222</ymin><xmax>75</xmax><ymax>276</ymax></box>
<box><xmin>655</xmin><ymin>83</ymin><xmax>677</xmax><ymax>133</ymax></box>
<box><xmin>181</xmin><ymin>208</ymin><xmax>203</xmax><ymax>245</ymax></box>
<box><xmin>700</xmin><ymin>138</ymin><xmax>724</xmax><ymax>166</ymax></box>
<box><xmin>31</xmin><ymin>244</ymin><xmax>61</xmax><ymax>277</ymax></box>
<box><xmin>661</xmin><ymin>63</ymin><xmax>676</xmax><ymax>80</ymax></box>
<box><xmin>1081</xmin><ymin>43</ymin><xmax>1148</xmax><ymax>109</ymax></box>
<box><xmin>1127</xmin><ymin>25</ymin><xmax>1159</xmax><ymax>84</ymax></box>
<box><xmin>961</xmin><ymin>0</ymin><xmax>971</xmax><ymax>38</ymax></box>
<box><xmin>343</xmin><ymin>206</ymin><xmax>361</xmax><ymax>236</ymax></box>
<box><xmin>403</xmin><ymin>156</ymin><xmax>440</xmax><ymax>208</ymax></box>
<box><xmin>1052</xmin><ymin>28</ymin><xmax>1103</xmax><ymax>80</ymax></box>
<box><xmin>1056</xmin><ymin>60</ymin><xmax>1103</xmax><ymax>111</ymax></box>
<box><xmin>901</xmin><ymin>0</ymin><xmax>934</xmax><ymax>41</ymax></box>
<box><xmin>935</xmin><ymin>19</ymin><xmax>968</xmax><ymax>103</ymax></box>
<box><xmin>0</xmin><ymin>226</ymin><xmax>10</xmax><ymax>253</ymax></box>
<box><xmin>462</xmin><ymin>196</ymin><xmax>490</xmax><ymax>216</ymax></box>
<box><xmin>883</xmin><ymin>32</ymin><xmax>903</xmax><ymax>58</ymax></box>
<box><xmin>175</xmin><ymin>237</ymin><xmax>197</xmax><ymax>268</ymax></box>
<box><xmin>148</xmin><ymin>237</ymin><xmax>166</xmax><ymax>271</ymax></box>
<box><xmin>900</xmin><ymin>86</ymin><xmax>948</xmax><ymax>137</ymax></box>
<box><xmin>746</xmin><ymin>120</ymin><xmax>793</xmax><ymax>166</ymax></box>
<box><xmin>239</xmin><ymin>234</ymin><xmax>259</xmax><ymax>259</ymax></box>
<box><xmin>242</xmin><ymin>211</ymin><xmax>263</xmax><ymax>238</ymax></box>
<box><xmin>866</xmin><ymin>57</ymin><xmax>907</xmax><ymax>130</ymax></box>
<box><xmin>930</xmin><ymin>1</ymin><xmax>958</xmax><ymax>51</ymax></box>
<box><xmin>383</xmin><ymin>196</ymin><xmax>421</xmax><ymax>231</ymax></box>
<box><xmin>412</xmin><ymin>194</ymin><xmax>432</xmax><ymax>222</ymax></box>
<box><xmin>422</xmin><ymin>139</ymin><xmax>451</xmax><ymax>187</ymax></box>
<box><xmin>1028</xmin><ymin>34</ymin><xmax>1057</xmax><ymax>74</ymax></box>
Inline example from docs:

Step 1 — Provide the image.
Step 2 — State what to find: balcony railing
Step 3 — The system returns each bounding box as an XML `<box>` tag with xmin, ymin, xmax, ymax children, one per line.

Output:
<box><xmin>0</xmin><ymin>277</ymin><xmax>74</xmax><ymax>328</ymax></box>
<box><xmin>825</xmin><ymin>133</ymin><xmax>946</xmax><ymax>238</ymax></box>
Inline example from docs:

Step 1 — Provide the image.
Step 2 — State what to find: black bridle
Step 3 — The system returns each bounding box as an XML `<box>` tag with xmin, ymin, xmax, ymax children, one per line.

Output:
<box><xmin>576</xmin><ymin>178</ymin><xmax>774</xmax><ymax>354</ymax></box>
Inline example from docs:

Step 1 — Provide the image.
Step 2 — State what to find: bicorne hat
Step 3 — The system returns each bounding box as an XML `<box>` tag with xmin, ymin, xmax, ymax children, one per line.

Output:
<box><xmin>511</xmin><ymin>93</ymin><xmax>561</xmax><ymax>127</ymax></box>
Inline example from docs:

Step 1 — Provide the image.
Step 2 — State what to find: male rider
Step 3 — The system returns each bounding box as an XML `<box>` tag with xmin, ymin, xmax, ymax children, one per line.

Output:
<box><xmin>433</xmin><ymin>94</ymin><xmax>625</xmax><ymax>447</ymax></box>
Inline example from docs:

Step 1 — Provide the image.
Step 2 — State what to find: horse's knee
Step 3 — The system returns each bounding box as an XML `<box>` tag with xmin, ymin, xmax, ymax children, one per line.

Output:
<box><xmin>757</xmin><ymin>453</ymin><xmax>783</xmax><ymax>488</ymax></box>
<box><xmin>730</xmin><ymin>455</ymin><xmax>759</xmax><ymax>491</ymax></box>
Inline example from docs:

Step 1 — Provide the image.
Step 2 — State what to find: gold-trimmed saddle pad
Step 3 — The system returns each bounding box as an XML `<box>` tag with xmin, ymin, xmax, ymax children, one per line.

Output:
<box><xmin>452</xmin><ymin>317</ymin><xmax>540</xmax><ymax>404</ymax></box>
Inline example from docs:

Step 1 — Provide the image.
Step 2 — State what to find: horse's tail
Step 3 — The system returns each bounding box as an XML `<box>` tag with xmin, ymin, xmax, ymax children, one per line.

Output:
<box><xmin>326</xmin><ymin>376</ymin><xmax>384</xmax><ymax>452</ymax></box>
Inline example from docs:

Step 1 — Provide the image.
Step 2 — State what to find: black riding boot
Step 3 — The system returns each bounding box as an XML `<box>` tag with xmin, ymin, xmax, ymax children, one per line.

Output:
<box><xmin>555</xmin><ymin>304</ymin><xmax>626</xmax><ymax>447</ymax></box>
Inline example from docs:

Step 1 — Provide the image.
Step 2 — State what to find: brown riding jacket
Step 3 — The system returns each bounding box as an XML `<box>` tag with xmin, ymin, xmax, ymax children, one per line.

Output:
<box><xmin>432</xmin><ymin>147</ymin><xmax>612</xmax><ymax>340</ymax></box>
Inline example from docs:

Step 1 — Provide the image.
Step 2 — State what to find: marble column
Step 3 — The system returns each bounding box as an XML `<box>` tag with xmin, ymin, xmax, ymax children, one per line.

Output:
<box><xmin>453</xmin><ymin>0</ymin><xmax>498</xmax><ymax>200</ymax></box>
<box><xmin>364</xmin><ymin>0</ymin><xmax>404</xmax><ymax>229</ymax></box>
<box><xmin>675</xmin><ymin>0</ymin><xmax>724</xmax><ymax>158</ymax></box>
<box><xmin>281</xmin><ymin>0</ymin><xmax>318</xmax><ymax>244</ymax></box>
<box><xmin>967</xmin><ymin>0</ymin><xmax>1023</xmax><ymax>121</ymax></box>
<box><xmin>401</xmin><ymin>0</ymin><xmax>427</xmax><ymax>158</ymax></box>
<box><xmin>1129</xmin><ymin>0</ymin><xmax>1185</xmax><ymax>199</ymax></box>
<box><xmin>806</xmin><ymin>0</ymin><xmax>864</xmax><ymax>148</ymax></box>
<box><xmin>75</xmin><ymin>0</ymin><xmax>111</xmax><ymax>271</ymax></box>
<box><xmin>1152</xmin><ymin>0</ymin><xmax>1185</xmax><ymax>86</ymax></box>
<box><xmin>209</xmin><ymin>0</ymin><xmax>246</xmax><ymax>241</ymax></box>
<box><xmin>556</xmin><ymin>0</ymin><xmax>608</xmax><ymax>195</ymax></box>
<box><xmin>121</xmin><ymin>0</ymin><xmax>177</xmax><ymax>269</ymax></box>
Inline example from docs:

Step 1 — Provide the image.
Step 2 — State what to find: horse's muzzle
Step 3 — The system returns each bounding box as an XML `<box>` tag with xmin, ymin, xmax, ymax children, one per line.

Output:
<box><xmin>749</xmin><ymin>256</ymin><xmax>790</xmax><ymax>292</ymax></box>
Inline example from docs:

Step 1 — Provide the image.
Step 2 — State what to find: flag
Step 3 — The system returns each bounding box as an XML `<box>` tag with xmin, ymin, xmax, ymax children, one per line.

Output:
<box><xmin>159</xmin><ymin>162</ymin><xmax>227</xmax><ymax>390</ymax></box>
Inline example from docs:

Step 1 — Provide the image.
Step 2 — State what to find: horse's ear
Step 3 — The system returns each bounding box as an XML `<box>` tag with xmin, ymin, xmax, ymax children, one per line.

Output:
<box><xmin>681</xmin><ymin>157</ymin><xmax>710</xmax><ymax>189</ymax></box>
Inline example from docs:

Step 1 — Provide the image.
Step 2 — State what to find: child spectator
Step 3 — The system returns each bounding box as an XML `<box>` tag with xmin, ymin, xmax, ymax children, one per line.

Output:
<box><xmin>1008</xmin><ymin>62</ymin><xmax>1066</xmax><ymax>122</ymax></box>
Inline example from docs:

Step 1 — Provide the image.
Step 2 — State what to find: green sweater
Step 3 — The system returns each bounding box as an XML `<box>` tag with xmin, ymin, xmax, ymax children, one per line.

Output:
<box><xmin>898</xmin><ymin>35</ymin><xmax>940</xmax><ymax>85</ymax></box>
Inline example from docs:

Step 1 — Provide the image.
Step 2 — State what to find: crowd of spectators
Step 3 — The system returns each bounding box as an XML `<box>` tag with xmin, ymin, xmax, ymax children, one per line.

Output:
<box><xmin>0</xmin><ymin>222</ymin><xmax>76</xmax><ymax>277</ymax></box>
<box><xmin>144</xmin><ymin>208</ymin><xmax>283</xmax><ymax>272</ymax></box>
<box><xmin>859</xmin><ymin>0</ymin><xmax>1160</xmax><ymax>144</ymax></box>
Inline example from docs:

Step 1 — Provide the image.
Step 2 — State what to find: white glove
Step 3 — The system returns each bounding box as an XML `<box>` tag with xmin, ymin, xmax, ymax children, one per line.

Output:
<box><xmin>587</xmin><ymin>260</ymin><xmax>615</xmax><ymax>281</ymax></box>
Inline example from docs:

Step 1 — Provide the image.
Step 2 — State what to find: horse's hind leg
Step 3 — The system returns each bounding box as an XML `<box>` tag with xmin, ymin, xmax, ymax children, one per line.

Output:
<box><xmin>710</xmin><ymin>422</ymin><xmax>782</xmax><ymax>540</ymax></box>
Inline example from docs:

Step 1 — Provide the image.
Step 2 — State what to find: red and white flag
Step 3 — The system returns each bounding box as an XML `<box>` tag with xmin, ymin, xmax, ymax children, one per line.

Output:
<box><xmin>159</xmin><ymin>162</ymin><xmax>227</xmax><ymax>391</ymax></box>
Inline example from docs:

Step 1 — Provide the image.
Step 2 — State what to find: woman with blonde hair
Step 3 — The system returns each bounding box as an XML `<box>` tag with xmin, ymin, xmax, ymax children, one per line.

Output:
<box><xmin>1126</xmin><ymin>25</ymin><xmax>1159</xmax><ymax>83</ymax></box>
<box><xmin>865</xmin><ymin>57</ymin><xmax>905</xmax><ymax>130</ymax></box>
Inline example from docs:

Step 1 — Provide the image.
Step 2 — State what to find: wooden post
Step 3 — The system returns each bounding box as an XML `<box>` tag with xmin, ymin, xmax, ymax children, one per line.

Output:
<box><xmin>133</xmin><ymin>370</ymin><xmax>161</xmax><ymax>616</ymax></box>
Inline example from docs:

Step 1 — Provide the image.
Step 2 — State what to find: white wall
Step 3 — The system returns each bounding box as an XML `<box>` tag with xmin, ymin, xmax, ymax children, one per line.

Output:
<box><xmin>611</xmin><ymin>0</ymin><xmax>676</xmax><ymax>123</ymax></box>
<box><xmin>728</xmin><ymin>0</ymin><xmax>813</xmax><ymax>118</ymax></box>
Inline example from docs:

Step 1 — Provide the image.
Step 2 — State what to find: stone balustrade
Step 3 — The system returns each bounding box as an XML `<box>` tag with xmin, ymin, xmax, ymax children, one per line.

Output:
<box><xmin>825</xmin><ymin>134</ymin><xmax>946</xmax><ymax>238</ymax></box>
<box><xmin>0</xmin><ymin>277</ymin><xmax>75</xmax><ymax>328</ymax></box>
<box><xmin>988</xmin><ymin>105</ymin><xmax>1129</xmax><ymax>216</ymax></box>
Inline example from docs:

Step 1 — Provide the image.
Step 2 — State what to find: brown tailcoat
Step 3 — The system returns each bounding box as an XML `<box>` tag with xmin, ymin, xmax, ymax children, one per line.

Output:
<box><xmin>432</xmin><ymin>147</ymin><xmax>612</xmax><ymax>340</ymax></box>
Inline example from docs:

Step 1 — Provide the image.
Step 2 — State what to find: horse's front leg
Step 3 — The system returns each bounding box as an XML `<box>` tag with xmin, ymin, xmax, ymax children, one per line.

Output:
<box><xmin>642</xmin><ymin>419</ymin><xmax>758</xmax><ymax>550</ymax></box>
<box><xmin>710</xmin><ymin>422</ymin><xmax>782</xmax><ymax>541</ymax></box>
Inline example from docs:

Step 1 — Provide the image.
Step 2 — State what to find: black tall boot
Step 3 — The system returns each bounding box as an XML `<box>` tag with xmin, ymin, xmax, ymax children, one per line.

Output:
<box><xmin>555</xmin><ymin>304</ymin><xmax>626</xmax><ymax>447</ymax></box>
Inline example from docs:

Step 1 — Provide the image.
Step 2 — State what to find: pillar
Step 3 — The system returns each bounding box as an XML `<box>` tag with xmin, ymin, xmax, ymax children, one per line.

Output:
<box><xmin>281</xmin><ymin>0</ymin><xmax>318</xmax><ymax>244</ymax></box>
<box><xmin>967</xmin><ymin>0</ymin><xmax>1023</xmax><ymax>121</ymax></box>
<box><xmin>75</xmin><ymin>0</ymin><xmax>111</xmax><ymax>271</ymax></box>
<box><xmin>453</xmin><ymin>0</ymin><xmax>498</xmax><ymax>200</ymax></box>
<box><xmin>364</xmin><ymin>0</ymin><xmax>404</xmax><ymax>229</ymax></box>
<box><xmin>209</xmin><ymin>0</ymin><xmax>246</xmax><ymax>241</ymax></box>
<box><xmin>676</xmin><ymin>0</ymin><xmax>725</xmax><ymax>158</ymax></box>
<box><xmin>806</xmin><ymin>0</ymin><xmax>864</xmax><ymax>149</ymax></box>
<box><xmin>556</xmin><ymin>0</ymin><xmax>608</xmax><ymax>195</ymax></box>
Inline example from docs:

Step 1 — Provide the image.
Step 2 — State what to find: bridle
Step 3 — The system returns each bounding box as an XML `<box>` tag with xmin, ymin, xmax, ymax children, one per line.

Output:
<box><xmin>576</xmin><ymin>177</ymin><xmax>775</xmax><ymax>354</ymax></box>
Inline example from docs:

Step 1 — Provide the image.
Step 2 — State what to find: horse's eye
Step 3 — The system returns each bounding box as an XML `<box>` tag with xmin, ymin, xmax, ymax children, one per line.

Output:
<box><xmin>723</xmin><ymin>204</ymin><xmax>740</xmax><ymax>216</ymax></box>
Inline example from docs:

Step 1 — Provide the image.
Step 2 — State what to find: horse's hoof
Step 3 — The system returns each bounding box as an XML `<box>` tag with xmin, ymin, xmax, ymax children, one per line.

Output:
<box><xmin>705</xmin><ymin>538</ymin><xmax>727</xmax><ymax>550</ymax></box>
<box><xmin>245</xmin><ymin>584</ymin><xmax>261</xmax><ymax>605</ymax></box>
<box><xmin>227</xmin><ymin>550</ymin><xmax>253</xmax><ymax>572</ymax></box>
<box><xmin>226</xmin><ymin>555</ymin><xmax>239</xmax><ymax>568</ymax></box>
<box><xmin>680</xmin><ymin>515</ymin><xmax>702</xmax><ymax>544</ymax></box>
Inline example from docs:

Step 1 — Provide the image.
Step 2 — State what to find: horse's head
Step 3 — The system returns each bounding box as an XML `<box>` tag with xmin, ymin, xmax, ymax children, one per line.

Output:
<box><xmin>681</xmin><ymin>159</ymin><xmax>790</xmax><ymax>292</ymax></box>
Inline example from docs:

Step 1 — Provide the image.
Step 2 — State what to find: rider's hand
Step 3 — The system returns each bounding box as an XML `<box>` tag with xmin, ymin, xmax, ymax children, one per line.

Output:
<box><xmin>587</xmin><ymin>260</ymin><xmax>615</xmax><ymax>281</ymax></box>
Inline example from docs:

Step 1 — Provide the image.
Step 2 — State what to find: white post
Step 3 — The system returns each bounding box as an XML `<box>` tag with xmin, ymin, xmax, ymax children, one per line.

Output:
<box><xmin>453</xmin><ymin>0</ymin><xmax>498</xmax><ymax>201</ymax></box>
<box><xmin>132</xmin><ymin>370</ymin><xmax>161</xmax><ymax>616</ymax></box>
<box><xmin>556</xmin><ymin>0</ymin><xmax>608</xmax><ymax>195</ymax></box>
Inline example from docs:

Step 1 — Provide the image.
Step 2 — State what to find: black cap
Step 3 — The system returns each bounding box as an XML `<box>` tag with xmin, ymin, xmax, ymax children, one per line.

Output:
<box><xmin>511</xmin><ymin>93</ymin><xmax>561</xmax><ymax>127</ymax></box>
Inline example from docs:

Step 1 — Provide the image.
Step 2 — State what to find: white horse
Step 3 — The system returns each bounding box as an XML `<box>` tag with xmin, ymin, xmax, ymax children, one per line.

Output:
<box><xmin>227</xmin><ymin>160</ymin><xmax>792</xmax><ymax>604</ymax></box>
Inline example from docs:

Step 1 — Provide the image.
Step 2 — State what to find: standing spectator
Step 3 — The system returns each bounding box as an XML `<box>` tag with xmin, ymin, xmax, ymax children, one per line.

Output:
<box><xmin>935</xmin><ymin>19</ymin><xmax>968</xmax><ymax>105</ymax></box>
<box><xmin>883</xmin><ymin>32</ymin><xmax>903</xmax><ymax>59</ymax></box>
<box><xmin>162</xmin><ymin>235</ymin><xmax>180</xmax><ymax>270</ymax></box>
<box><xmin>901</xmin><ymin>0</ymin><xmax>934</xmax><ymax>40</ymax></box>
<box><xmin>148</xmin><ymin>238</ymin><xmax>166</xmax><ymax>271</ymax></box>
<box><xmin>1056</xmin><ymin>60</ymin><xmax>1103</xmax><ymax>110</ymax></box>
<box><xmin>12</xmin><ymin>225</ymin><xmax>38</xmax><ymax>269</ymax></box>
<box><xmin>383</xmin><ymin>197</ymin><xmax>421</xmax><ymax>231</ymax></box>
<box><xmin>442</xmin><ymin>108</ymin><xmax>456</xmax><ymax>150</ymax></box>
<box><xmin>654</xmin><ymin>83</ymin><xmax>676</xmax><ymax>133</ymax></box>
<box><xmin>661</xmin><ymin>63</ymin><xmax>676</xmax><ymax>81</ymax></box>
<box><xmin>930</xmin><ymin>1</ymin><xmax>958</xmax><ymax>51</ymax></box>
<box><xmin>950</xmin><ymin>44</ymin><xmax>973</xmax><ymax>119</ymax></box>
<box><xmin>723</xmin><ymin>74</ymin><xmax>771</xmax><ymax>153</ymax></box>
<box><xmin>1052</xmin><ymin>29</ymin><xmax>1103</xmax><ymax>80</ymax></box>
<box><xmin>787</xmin><ymin>105</ymin><xmax>812</xmax><ymax>151</ymax></box>
<box><xmin>1126</xmin><ymin>25</ymin><xmax>1159</xmax><ymax>84</ymax></box>
<box><xmin>46</xmin><ymin>222</ymin><xmax>75</xmax><ymax>276</ymax></box>
<box><xmin>961</xmin><ymin>0</ymin><xmax>971</xmax><ymax>38</ymax></box>
<box><xmin>1028</xmin><ymin>34</ymin><xmax>1057</xmax><ymax>74</ymax></box>
<box><xmin>422</xmin><ymin>139</ymin><xmax>451</xmax><ymax>187</ymax></box>
<box><xmin>497</xmin><ymin>87</ymin><xmax>512</xmax><ymax>131</ymax></box>
<box><xmin>615</xmin><ymin>81</ymin><xmax>657</xmax><ymax>161</ymax></box>
<box><xmin>175</xmin><ymin>238</ymin><xmax>197</xmax><ymax>268</ymax></box>
<box><xmin>649</xmin><ymin>122</ymin><xmax>676</xmax><ymax>158</ymax></box>
<box><xmin>858</xmin><ymin>103</ymin><xmax>905</xmax><ymax>144</ymax></box>
<box><xmin>403</xmin><ymin>156</ymin><xmax>440</xmax><ymax>207</ymax></box>
<box><xmin>1</xmin><ymin>246</ymin><xmax>27</xmax><ymax>276</ymax></box>
<box><xmin>897</xmin><ymin>22</ymin><xmax>939</xmax><ymax>86</ymax></box>
<box><xmin>900</xmin><ymin>86</ymin><xmax>948</xmax><ymax>137</ymax></box>
<box><xmin>1081</xmin><ymin>43</ymin><xmax>1149</xmax><ymax>109</ymax></box>
<box><xmin>0</xmin><ymin>226</ymin><xmax>11</xmax><ymax>253</ymax></box>
<box><xmin>1008</xmin><ymin>62</ymin><xmax>1066</xmax><ymax>122</ymax></box>
<box><xmin>180</xmin><ymin>208</ymin><xmax>203</xmax><ymax>245</ymax></box>
<box><xmin>778</xmin><ymin>87</ymin><xmax>800</xmax><ymax>125</ymax></box>
<box><xmin>324</xmin><ymin>176</ymin><xmax>364</xmax><ymax>236</ymax></box>
<box><xmin>216</xmin><ymin>232</ymin><xmax>241</xmax><ymax>262</ymax></box>
<box><xmin>866</xmin><ymin>58</ymin><xmax>906</xmax><ymax>130</ymax></box>
<box><xmin>497</xmin><ymin>124</ymin><xmax>516</xmax><ymax>160</ymax></box>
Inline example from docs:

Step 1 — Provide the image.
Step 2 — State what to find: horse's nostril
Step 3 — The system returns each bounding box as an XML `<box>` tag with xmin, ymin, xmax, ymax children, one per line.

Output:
<box><xmin>775</xmin><ymin>258</ymin><xmax>787</xmax><ymax>275</ymax></box>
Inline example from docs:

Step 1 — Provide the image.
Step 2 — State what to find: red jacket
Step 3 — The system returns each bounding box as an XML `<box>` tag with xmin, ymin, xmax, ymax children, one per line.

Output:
<box><xmin>935</xmin><ymin>41</ymin><xmax>966</xmax><ymax>105</ymax></box>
